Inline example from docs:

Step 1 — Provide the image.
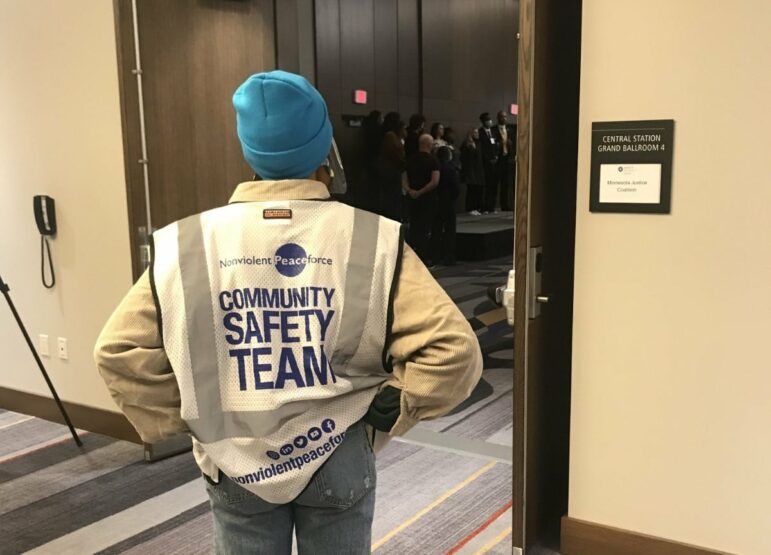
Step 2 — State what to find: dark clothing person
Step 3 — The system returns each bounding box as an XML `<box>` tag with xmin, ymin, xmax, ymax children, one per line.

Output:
<box><xmin>360</xmin><ymin>111</ymin><xmax>384</xmax><ymax>212</ymax></box>
<box><xmin>405</xmin><ymin>130</ymin><xmax>421</xmax><ymax>160</ymax></box>
<box><xmin>432</xmin><ymin>150</ymin><xmax>459</xmax><ymax>264</ymax></box>
<box><xmin>362</xmin><ymin>111</ymin><xmax>383</xmax><ymax>162</ymax></box>
<box><xmin>406</xmin><ymin>151</ymin><xmax>440</xmax><ymax>192</ymax></box>
<box><xmin>478</xmin><ymin>126</ymin><xmax>500</xmax><ymax>212</ymax></box>
<box><xmin>405</xmin><ymin>114</ymin><xmax>426</xmax><ymax>160</ymax></box>
<box><xmin>377</xmin><ymin>130</ymin><xmax>405</xmax><ymax>221</ymax></box>
<box><xmin>461</xmin><ymin>139</ymin><xmax>485</xmax><ymax>213</ymax></box>
<box><xmin>493</xmin><ymin>123</ymin><xmax>517</xmax><ymax>211</ymax></box>
<box><xmin>405</xmin><ymin>151</ymin><xmax>439</xmax><ymax>262</ymax></box>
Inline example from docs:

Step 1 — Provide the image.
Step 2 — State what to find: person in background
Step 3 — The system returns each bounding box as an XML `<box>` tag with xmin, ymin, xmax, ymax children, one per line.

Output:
<box><xmin>430</xmin><ymin>122</ymin><xmax>447</xmax><ymax>151</ymax></box>
<box><xmin>403</xmin><ymin>133</ymin><xmax>440</xmax><ymax>263</ymax></box>
<box><xmin>443</xmin><ymin>127</ymin><xmax>461</xmax><ymax>174</ymax></box>
<box><xmin>492</xmin><ymin>110</ymin><xmax>516</xmax><ymax>211</ymax></box>
<box><xmin>361</xmin><ymin>110</ymin><xmax>384</xmax><ymax>212</ymax></box>
<box><xmin>461</xmin><ymin>128</ymin><xmax>485</xmax><ymax>216</ymax></box>
<box><xmin>94</xmin><ymin>71</ymin><xmax>482</xmax><ymax>555</ymax></box>
<box><xmin>362</xmin><ymin>110</ymin><xmax>383</xmax><ymax>163</ymax></box>
<box><xmin>431</xmin><ymin>146</ymin><xmax>459</xmax><ymax>265</ymax></box>
<box><xmin>377</xmin><ymin>112</ymin><xmax>406</xmax><ymax>221</ymax></box>
<box><xmin>404</xmin><ymin>114</ymin><xmax>426</xmax><ymax>160</ymax></box>
<box><xmin>478</xmin><ymin>112</ymin><xmax>499</xmax><ymax>213</ymax></box>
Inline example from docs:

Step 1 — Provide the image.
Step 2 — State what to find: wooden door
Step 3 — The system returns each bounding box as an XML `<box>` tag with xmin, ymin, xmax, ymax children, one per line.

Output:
<box><xmin>114</xmin><ymin>0</ymin><xmax>276</xmax><ymax>279</ymax></box>
<box><xmin>513</xmin><ymin>0</ymin><xmax>582</xmax><ymax>551</ymax></box>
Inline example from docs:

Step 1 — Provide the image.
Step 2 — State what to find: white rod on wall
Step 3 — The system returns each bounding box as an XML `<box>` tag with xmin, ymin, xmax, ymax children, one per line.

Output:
<box><xmin>131</xmin><ymin>0</ymin><xmax>153</xmax><ymax>237</ymax></box>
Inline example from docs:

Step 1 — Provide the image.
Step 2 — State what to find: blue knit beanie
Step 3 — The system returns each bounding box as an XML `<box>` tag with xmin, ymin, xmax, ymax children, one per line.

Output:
<box><xmin>233</xmin><ymin>70</ymin><xmax>333</xmax><ymax>180</ymax></box>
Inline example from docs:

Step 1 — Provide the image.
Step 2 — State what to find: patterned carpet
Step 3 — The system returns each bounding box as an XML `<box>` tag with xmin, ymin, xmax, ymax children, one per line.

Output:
<box><xmin>0</xmin><ymin>257</ymin><xmax>514</xmax><ymax>555</ymax></box>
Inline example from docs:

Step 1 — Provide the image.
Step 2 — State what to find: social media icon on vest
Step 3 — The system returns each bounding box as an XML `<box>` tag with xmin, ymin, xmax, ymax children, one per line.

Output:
<box><xmin>321</xmin><ymin>418</ymin><xmax>336</xmax><ymax>433</ymax></box>
<box><xmin>294</xmin><ymin>435</ymin><xmax>309</xmax><ymax>449</ymax></box>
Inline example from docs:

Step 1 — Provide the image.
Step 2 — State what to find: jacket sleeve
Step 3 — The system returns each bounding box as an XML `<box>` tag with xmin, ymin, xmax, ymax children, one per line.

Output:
<box><xmin>385</xmin><ymin>245</ymin><xmax>483</xmax><ymax>436</ymax></box>
<box><xmin>93</xmin><ymin>270</ymin><xmax>189</xmax><ymax>443</ymax></box>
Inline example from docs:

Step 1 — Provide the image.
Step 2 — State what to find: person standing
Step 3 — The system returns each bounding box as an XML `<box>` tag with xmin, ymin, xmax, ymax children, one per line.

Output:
<box><xmin>430</xmin><ymin>122</ymin><xmax>448</xmax><ymax>151</ymax></box>
<box><xmin>431</xmin><ymin>146</ymin><xmax>459</xmax><ymax>265</ymax></box>
<box><xmin>360</xmin><ymin>110</ymin><xmax>384</xmax><ymax>212</ymax></box>
<box><xmin>403</xmin><ymin>134</ymin><xmax>440</xmax><ymax>263</ymax></box>
<box><xmin>404</xmin><ymin>114</ymin><xmax>426</xmax><ymax>160</ymax></box>
<box><xmin>93</xmin><ymin>71</ymin><xmax>482</xmax><ymax>555</ymax></box>
<box><xmin>461</xmin><ymin>128</ymin><xmax>485</xmax><ymax>215</ymax></box>
<box><xmin>478</xmin><ymin>112</ymin><xmax>499</xmax><ymax>213</ymax></box>
<box><xmin>377</xmin><ymin>112</ymin><xmax>406</xmax><ymax>221</ymax></box>
<box><xmin>492</xmin><ymin>110</ymin><xmax>516</xmax><ymax>211</ymax></box>
<box><xmin>444</xmin><ymin>127</ymin><xmax>461</xmax><ymax>174</ymax></box>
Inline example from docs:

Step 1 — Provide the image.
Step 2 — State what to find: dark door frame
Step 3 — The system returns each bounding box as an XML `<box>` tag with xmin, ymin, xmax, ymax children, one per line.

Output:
<box><xmin>513</xmin><ymin>0</ymin><xmax>582</xmax><ymax>551</ymax></box>
<box><xmin>113</xmin><ymin>0</ymin><xmax>146</xmax><ymax>280</ymax></box>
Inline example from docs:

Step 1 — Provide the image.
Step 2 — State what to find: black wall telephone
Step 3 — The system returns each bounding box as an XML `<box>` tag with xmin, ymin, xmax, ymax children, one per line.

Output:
<box><xmin>33</xmin><ymin>195</ymin><xmax>56</xmax><ymax>288</ymax></box>
<box><xmin>34</xmin><ymin>195</ymin><xmax>57</xmax><ymax>236</ymax></box>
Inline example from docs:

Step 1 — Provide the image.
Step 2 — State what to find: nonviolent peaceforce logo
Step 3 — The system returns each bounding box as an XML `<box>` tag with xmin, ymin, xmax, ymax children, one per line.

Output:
<box><xmin>232</xmin><ymin>418</ymin><xmax>345</xmax><ymax>485</ymax></box>
<box><xmin>219</xmin><ymin>243</ymin><xmax>333</xmax><ymax>277</ymax></box>
<box><xmin>275</xmin><ymin>243</ymin><xmax>332</xmax><ymax>277</ymax></box>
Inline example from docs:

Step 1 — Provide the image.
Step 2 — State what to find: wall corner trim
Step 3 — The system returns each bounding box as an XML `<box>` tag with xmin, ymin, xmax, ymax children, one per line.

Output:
<box><xmin>0</xmin><ymin>386</ymin><xmax>141</xmax><ymax>444</ymax></box>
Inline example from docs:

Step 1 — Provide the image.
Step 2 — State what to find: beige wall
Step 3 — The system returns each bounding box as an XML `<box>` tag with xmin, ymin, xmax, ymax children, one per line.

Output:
<box><xmin>570</xmin><ymin>2</ymin><xmax>771</xmax><ymax>554</ymax></box>
<box><xmin>0</xmin><ymin>0</ymin><xmax>132</xmax><ymax>411</ymax></box>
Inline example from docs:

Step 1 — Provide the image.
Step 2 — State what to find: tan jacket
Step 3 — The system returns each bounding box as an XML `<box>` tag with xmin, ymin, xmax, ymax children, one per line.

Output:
<box><xmin>94</xmin><ymin>180</ymin><xmax>482</xmax><ymax>451</ymax></box>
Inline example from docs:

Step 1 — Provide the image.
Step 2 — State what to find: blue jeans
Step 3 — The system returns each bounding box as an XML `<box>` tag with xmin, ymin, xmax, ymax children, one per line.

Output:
<box><xmin>205</xmin><ymin>421</ymin><xmax>376</xmax><ymax>554</ymax></box>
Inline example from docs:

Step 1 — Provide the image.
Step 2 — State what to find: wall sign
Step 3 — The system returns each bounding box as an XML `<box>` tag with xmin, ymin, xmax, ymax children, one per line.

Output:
<box><xmin>590</xmin><ymin>120</ymin><xmax>674</xmax><ymax>213</ymax></box>
<box><xmin>341</xmin><ymin>114</ymin><xmax>364</xmax><ymax>128</ymax></box>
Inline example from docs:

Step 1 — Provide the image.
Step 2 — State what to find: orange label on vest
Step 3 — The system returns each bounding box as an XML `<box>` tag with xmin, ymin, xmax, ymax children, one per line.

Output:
<box><xmin>263</xmin><ymin>209</ymin><xmax>293</xmax><ymax>220</ymax></box>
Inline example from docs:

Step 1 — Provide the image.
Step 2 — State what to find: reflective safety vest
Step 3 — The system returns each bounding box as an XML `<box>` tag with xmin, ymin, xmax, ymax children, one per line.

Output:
<box><xmin>150</xmin><ymin>199</ymin><xmax>403</xmax><ymax>503</ymax></box>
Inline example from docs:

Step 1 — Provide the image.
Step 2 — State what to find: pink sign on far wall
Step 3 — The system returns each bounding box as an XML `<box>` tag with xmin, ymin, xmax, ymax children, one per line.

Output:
<box><xmin>354</xmin><ymin>89</ymin><xmax>368</xmax><ymax>105</ymax></box>
<box><xmin>510</xmin><ymin>103</ymin><xmax>518</xmax><ymax>115</ymax></box>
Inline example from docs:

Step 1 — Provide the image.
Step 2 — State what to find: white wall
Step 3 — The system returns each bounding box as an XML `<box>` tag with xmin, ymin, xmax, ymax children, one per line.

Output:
<box><xmin>0</xmin><ymin>0</ymin><xmax>133</xmax><ymax>411</ymax></box>
<box><xmin>570</xmin><ymin>2</ymin><xmax>771</xmax><ymax>554</ymax></box>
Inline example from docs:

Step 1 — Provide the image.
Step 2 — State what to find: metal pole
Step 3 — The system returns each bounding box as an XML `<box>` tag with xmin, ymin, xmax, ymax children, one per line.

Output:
<box><xmin>0</xmin><ymin>275</ymin><xmax>82</xmax><ymax>447</ymax></box>
<box><xmin>131</xmin><ymin>0</ymin><xmax>153</xmax><ymax>235</ymax></box>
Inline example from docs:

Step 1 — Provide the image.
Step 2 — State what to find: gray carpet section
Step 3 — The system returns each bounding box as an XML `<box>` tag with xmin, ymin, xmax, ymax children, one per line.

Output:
<box><xmin>378</xmin><ymin>463</ymin><xmax>512</xmax><ymax>554</ymax></box>
<box><xmin>371</xmin><ymin>439</ymin><xmax>423</xmax><ymax>470</ymax></box>
<box><xmin>95</xmin><ymin>502</ymin><xmax>211</xmax><ymax>555</ymax></box>
<box><xmin>373</xmin><ymin>449</ymin><xmax>490</xmax><ymax>537</ymax></box>
<box><xmin>0</xmin><ymin>411</ymin><xmax>27</xmax><ymax>426</ymax></box>
<box><xmin>0</xmin><ymin>450</ymin><xmax>201</xmax><ymax>554</ymax></box>
<box><xmin>0</xmin><ymin>440</ymin><xmax>143</xmax><ymax>516</ymax></box>
<box><xmin>115</xmin><ymin>512</ymin><xmax>214</xmax><ymax>555</ymax></box>
<box><xmin>0</xmin><ymin>432</ymin><xmax>115</xmax><ymax>485</ymax></box>
<box><xmin>0</xmin><ymin>418</ymin><xmax>75</xmax><ymax>458</ymax></box>
<box><xmin>445</xmin><ymin>392</ymin><xmax>514</xmax><ymax>441</ymax></box>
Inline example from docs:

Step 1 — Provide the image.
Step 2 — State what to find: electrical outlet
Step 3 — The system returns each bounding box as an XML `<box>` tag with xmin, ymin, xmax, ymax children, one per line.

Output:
<box><xmin>39</xmin><ymin>334</ymin><xmax>50</xmax><ymax>357</ymax></box>
<box><xmin>57</xmin><ymin>337</ymin><xmax>68</xmax><ymax>360</ymax></box>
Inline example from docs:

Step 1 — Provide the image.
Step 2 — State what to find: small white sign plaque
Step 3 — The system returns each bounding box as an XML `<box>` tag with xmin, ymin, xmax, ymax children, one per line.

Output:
<box><xmin>599</xmin><ymin>163</ymin><xmax>661</xmax><ymax>204</ymax></box>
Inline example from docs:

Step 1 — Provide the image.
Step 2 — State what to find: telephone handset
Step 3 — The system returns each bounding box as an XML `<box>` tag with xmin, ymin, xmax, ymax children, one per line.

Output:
<box><xmin>34</xmin><ymin>195</ymin><xmax>57</xmax><ymax>236</ymax></box>
<box><xmin>33</xmin><ymin>195</ymin><xmax>56</xmax><ymax>288</ymax></box>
